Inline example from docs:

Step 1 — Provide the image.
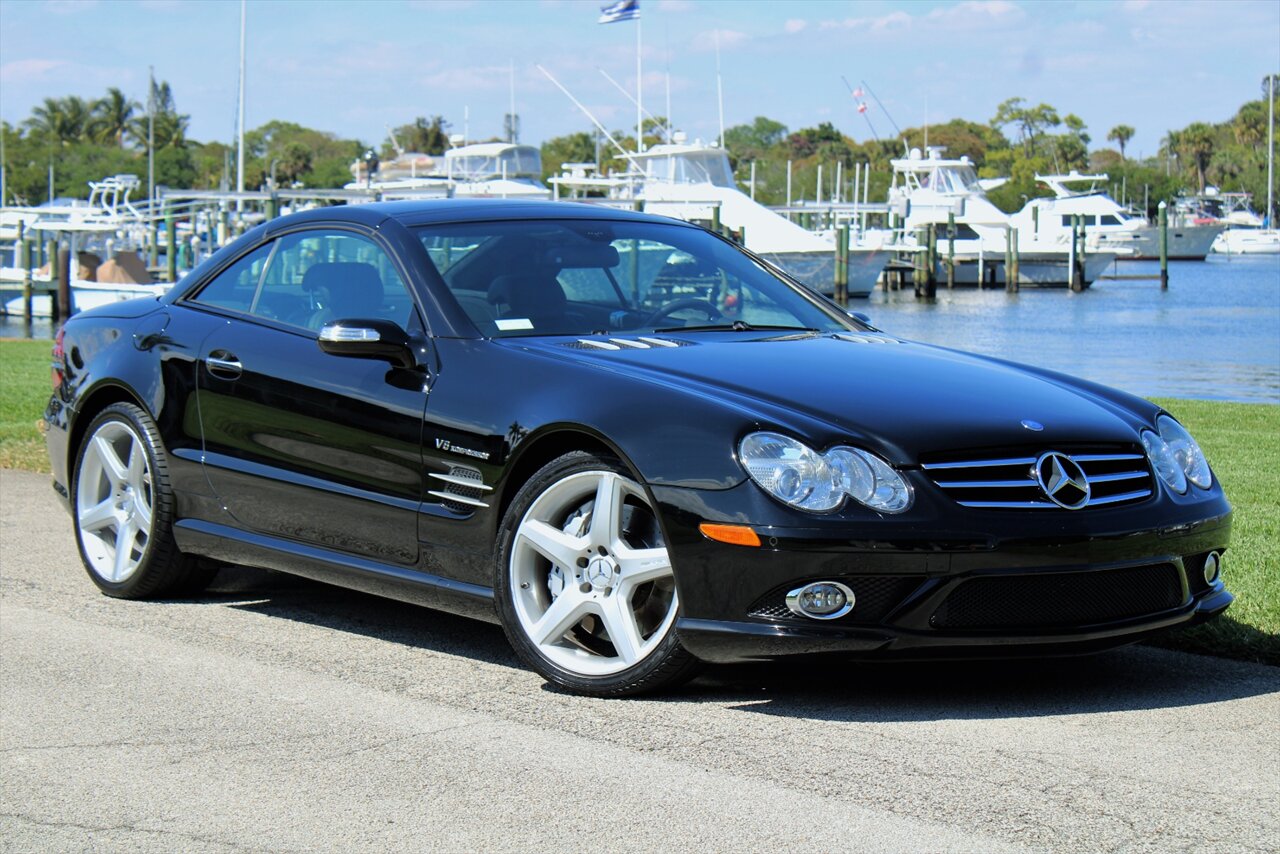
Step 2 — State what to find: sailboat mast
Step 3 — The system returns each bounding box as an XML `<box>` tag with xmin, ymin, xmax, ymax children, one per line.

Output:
<box><xmin>715</xmin><ymin>31</ymin><xmax>725</xmax><ymax>149</ymax></box>
<box><xmin>636</xmin><ymin>16</ymin><xmax>643</xmax><ymax>152</ymax></box>
<box><xmin>1268</xmin><ymin>73</ymin><xmax>1275</xmax><ymax>228</ymax></box>
<box><xmin>236</xmin><ymin>0</ymin><xmax>246</xmax><ymax>209</ymax></box>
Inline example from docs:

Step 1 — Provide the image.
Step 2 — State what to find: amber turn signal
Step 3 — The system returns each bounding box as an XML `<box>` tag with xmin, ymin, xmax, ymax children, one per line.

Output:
<box><xmin>698</xmin><ymin>522</ymin><xmax>762</xmax><ymax>547</ymax></box>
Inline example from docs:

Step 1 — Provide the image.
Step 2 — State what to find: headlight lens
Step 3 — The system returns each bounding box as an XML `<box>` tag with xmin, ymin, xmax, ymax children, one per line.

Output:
<box><xmin>1141</xmin><ymin>430</ymin><xmax>1186</xmax><ymax>494</ymax></box>
<box><xmin>739</xmin><ymin>432</ymin><xmax>912</xmax><ymax>514</ymax></box>
<box><xmin>1157</xmin><ymin>415</ymin><xmax>1212</xmax><ymax>489</ymax></box>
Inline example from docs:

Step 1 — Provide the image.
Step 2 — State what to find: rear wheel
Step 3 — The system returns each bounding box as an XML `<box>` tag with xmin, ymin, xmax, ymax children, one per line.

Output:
<box><xmin>72</xmin><ymin>403</ymin><xmax>216</xmax><ymax>599</ymax></box>
<box><xmin>495</xmin><ymin>451</ymin><xmax>699</xmax><ymax>696</ymax></box>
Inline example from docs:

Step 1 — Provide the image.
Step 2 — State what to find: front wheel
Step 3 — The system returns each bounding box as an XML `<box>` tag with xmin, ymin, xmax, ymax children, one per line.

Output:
<box><xmin>495</xmin><ymin>451</ymin><xmax>700</xmax><ymax>696</ymax></box>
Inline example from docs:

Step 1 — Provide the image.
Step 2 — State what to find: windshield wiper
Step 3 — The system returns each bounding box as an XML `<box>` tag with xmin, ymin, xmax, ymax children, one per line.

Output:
<box><xmin>653</xmin><ymin>321</ymin><xmax>818</xmax><ymax>333</ymax></box>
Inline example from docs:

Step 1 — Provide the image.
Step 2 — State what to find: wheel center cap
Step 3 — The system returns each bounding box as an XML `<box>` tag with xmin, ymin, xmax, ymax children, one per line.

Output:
<box><xmin>585</xmin><ymin>556</ymin><xmax>617</xmax><ymax>590</ymax></box>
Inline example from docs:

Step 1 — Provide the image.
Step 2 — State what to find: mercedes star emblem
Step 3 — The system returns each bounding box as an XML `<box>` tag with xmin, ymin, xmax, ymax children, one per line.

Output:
<box><xmin>1035</xmin><ymin>451</ymin><xmax>1091</xmax><ymax>509</ymax></box>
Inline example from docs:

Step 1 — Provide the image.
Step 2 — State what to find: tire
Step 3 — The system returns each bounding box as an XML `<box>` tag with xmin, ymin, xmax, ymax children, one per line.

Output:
<box><xmin>71</xmin><ymin>402</ymin><xmax>217</xmax><ymax>599</ymax></box>
<box><xmin>495</xmin><ymin>451</ymin><xmax>701</xmax><ymax>697</ymax></box>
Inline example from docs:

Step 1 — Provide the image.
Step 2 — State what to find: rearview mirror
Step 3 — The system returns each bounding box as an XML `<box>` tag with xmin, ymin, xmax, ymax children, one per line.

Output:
<box><xmin>318</xmin><ymin>319</ymin><xmax>417</xmax><ymax>369</ymax></box>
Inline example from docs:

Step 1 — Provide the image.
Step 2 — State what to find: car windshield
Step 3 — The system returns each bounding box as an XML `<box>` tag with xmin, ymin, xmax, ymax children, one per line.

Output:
<box><xmin>415</xmin><ymin>219</ymin><xmax>852</xmax><ymax>338</ymax></box>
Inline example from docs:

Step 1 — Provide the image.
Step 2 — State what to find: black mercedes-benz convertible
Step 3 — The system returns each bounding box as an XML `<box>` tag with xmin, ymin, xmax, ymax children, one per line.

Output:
<box><xmin>43</xmin><ymin>200</ymin><xmax>1232</xmax><ymax>695</ymax></box>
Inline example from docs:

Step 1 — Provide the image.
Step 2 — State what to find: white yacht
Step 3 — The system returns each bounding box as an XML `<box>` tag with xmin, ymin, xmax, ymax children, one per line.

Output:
<box><xmin>443</xmin><ymin>142</ymin><xmax>551</xmax><ymax>199</ymax></box>
<box><xmin>1192</xmin><ymin>192</ymin><xmax>1280</xmax><ymax>255</ymax></box>
<box><xmin>882</xmin><ymin>149</ymin><xmax>1117</xmax><ymax>287</ymax></box>
<box><xmin>1012</xmin><ymin>172</ymin><xmax>1222</xmax><ymax>261</ymax></box>
<box><xmin>347</xmin><ymin>141</ymin><xmax>550</xmax><ymax>199</ymax></box>
<box><xmin>550</xmin><ymin>136</ymin><xmax>887</xmax><ymax>297</ymax></box>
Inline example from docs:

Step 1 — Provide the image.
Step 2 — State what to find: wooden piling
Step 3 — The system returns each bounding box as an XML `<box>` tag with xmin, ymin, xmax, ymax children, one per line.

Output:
<box><xmin>1009</xmin><ymin>228</ymin><xmax>1020</xmax><ymax>291</ymax></box>
<box><xmin>923</xmin><ymin>225</ymin><xmax>937</xmax><ymax>299</ymax></box>
<box><xmin>946</xmin><ymin>212</ymin><xmax>955</xmax><ymax>290</ymax></box>
<box><xmin>56</xmin><ymin>245</ymin><xmax>71</xmax><ymax>321</ymax></box>
<box><xmin>835</xmin><ymin>224</ymin><xmax>849</xmax><ymax>305</ymax></box>
<box><xmin>1004</xmin><ymin>227</ymin><xmax>1014</xmax><ymax>292</ymax></box>
<box><xmin>1070</xmin><ymin>215</ymin><xmax>1084</xmax><ymax>293</ymax></box>
<box><xmin>18</xmin><ymin>222</ymin><xmax>33</xmax><ymax>321</ymax></box>
<box><xmin>165</xmin><ymin>207</ymin><xmax>177</xmax><ymax>284</ymax></box>
<box><xmin>1158</xmin><ymin>201</ymin><xmax>1169</xmax><ymax>290</ymax></box>
<box><xmin>711</xmin><ymin>205</ymin><xmax>721</xmax><ymax>235</ymax></box>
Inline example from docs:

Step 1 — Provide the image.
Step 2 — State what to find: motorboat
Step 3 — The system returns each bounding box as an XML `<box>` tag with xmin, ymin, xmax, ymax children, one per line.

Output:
<box><xmin>1189</xmin><ymin>192</ymin><xmax>1280</xmax><ymax>255</ymax></box>
<box><xmin>1012</xmin><ymin>172</ymin><xmax>1222</xmax><ymax>261</ymax></box>
<box><xmin>346</xmin><ymin>140</ymin><xmax>550</xmax><ymax>200</ymax></box>
<box><xmin>550</xmin><ymin>135</ymin><xmax>887</xmax><ymax>297</ymax></box>
<box><xmin>882</xmin><ymin>149</ymin><xmax>1117</xmax><ymax>288</ymax></box>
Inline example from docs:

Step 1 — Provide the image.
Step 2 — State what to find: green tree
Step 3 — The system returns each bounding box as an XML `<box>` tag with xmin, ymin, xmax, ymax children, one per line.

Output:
<box><xmin>1107</xmin><ymin>124</ymin><xmax>1135</xmax><ymax>159</ymax></box>
<box><xmin>389</xmin><ymin>116</ymin><xmax>450</xmax><ymax>156</ymax></box>
<box><xmin>1176</xmin><ymin>122</ymin><xmax>1216</xmax><ymax>191</ymax></box>
<box><xmin>90</xmin><ymin>88</ymin><xmax>138</xmax><ymax>148</ymax></box>
<box><xmin>724</xmin><ymin>116</ymin><xmax>788</xmax><ymax>155</ymax></box>
<box><xmin>540</xmin><ymin>131</ymin><xmax>596</xmax><ymax>183</ymax></box>
<box><xmin>25</xmin><ymin>96</ymin><xmax>92</xmax><ymax>145</ymax></box>
<box><xmin>990</xmin><ymin>97</ymin><xmax>1060</xmax><ymax>156</ymax></box>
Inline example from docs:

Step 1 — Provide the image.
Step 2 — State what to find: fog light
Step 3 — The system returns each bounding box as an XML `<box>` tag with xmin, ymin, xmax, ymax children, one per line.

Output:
<box><xmin>785</xmin><ymin>581</ymin><xmax>855</xmax><ymax>620</ymax></box>
<box><xmin>1203</xmin><ymin>552</ymin><xmax>1221</xmax><ymax>585</ymax></box>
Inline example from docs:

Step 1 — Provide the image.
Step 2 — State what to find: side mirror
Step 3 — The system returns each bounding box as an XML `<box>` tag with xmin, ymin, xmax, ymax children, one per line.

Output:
<box><xmin>318</xmin><ymin>319</ymin><xmax>417</xmax><ymax>369</ymax></box>
<box><xmin>847</xmin><ymin>310</ymin><xmax>873</xmax><ymax>325</ymax></box>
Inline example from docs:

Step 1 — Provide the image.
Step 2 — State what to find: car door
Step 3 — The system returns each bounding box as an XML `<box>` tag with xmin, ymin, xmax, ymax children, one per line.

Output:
<box><xmin>189</xmin><ymin>225</ymin><xmax>428</xmax><ymax>566</ymax></box>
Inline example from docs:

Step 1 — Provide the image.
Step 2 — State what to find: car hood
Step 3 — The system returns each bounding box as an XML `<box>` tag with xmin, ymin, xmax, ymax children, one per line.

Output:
<box><xmin>513</xmin><ymin>331</ymin><xmax>1150</xmax><ymax>462</ymax></box>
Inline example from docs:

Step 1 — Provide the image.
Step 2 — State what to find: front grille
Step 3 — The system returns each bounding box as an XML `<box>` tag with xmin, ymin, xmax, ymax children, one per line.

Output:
<box><xmin>921</xmin><ymin>446</ymin><xmax>1154</xmax><ymax>510</ymax></box>
<box><xmin>930</xmin><ymin>563</ymin><xmax>1185</xmax><ymax>630</ymax></box>
<box><xmin>747</xmin><ymin>575</ymin><xmax>922</xmax><ymax>624</ymax></box>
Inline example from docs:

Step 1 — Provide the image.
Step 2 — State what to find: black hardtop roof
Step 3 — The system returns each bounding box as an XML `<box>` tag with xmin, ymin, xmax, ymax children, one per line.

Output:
<box><xmin>264</xmin><ymin>198</ymin><xmax>691</xmax><ymax>233</ymax></box>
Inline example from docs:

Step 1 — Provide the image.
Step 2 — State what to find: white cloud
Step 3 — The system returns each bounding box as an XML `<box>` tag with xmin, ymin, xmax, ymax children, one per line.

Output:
<box><xmin>926</xmin><ymin>0</ymin><xmax>1025</xmax><ymax>27</ymax></box>
<box><xmin>420</xmin><ymin>65</ymin><xmax>514</xmax><ymax>90</ymax></box>
<box><xmin>0</xmin><ymin>59</ymin><xmax>68</xmax><ymax>83</ymax></box>
<box><xmin>690</xmin><ymin>29</ymin><xmax>749</xmax><ymax>51</ymax></box>
<box><xmin>784</xmin><ymin>19</ymin><xmax>807</xmax><ymax>34</ymax></box>
<box><xmin>819</xmin><ymin>11</ymin><xmax>912</xmax><ymax>33</ymax></box>
<box><xmin>43</xmin><ymin>0</ymin><xmax>96</xmax><ymax>14</ymax></box>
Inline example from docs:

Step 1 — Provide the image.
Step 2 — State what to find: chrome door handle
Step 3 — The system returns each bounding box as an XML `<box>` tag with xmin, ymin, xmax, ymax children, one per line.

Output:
<box><xmin>206</xmin><ymin>353</ymin><xmax>243</xmax><ymax>379</ymax></box>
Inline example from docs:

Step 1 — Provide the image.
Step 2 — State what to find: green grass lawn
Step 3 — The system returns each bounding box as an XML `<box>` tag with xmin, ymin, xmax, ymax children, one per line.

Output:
<box><xmin>1</xmin><ymin>338</ymin><xmax>1275</xmax><ymax>664</ymax></box>
<box><xmin>0</xmin><ymin>339</ymin><xmax>52</xmax><ymax>473</ymax></box>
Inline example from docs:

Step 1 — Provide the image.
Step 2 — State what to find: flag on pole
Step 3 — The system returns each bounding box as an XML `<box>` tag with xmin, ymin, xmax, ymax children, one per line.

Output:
<box><xmin>857</xmin><ymin>102</ymin><xmax>868</xmax><ymax>114</ymax></box>
<box><xmin>852</xmin><ymin>87</ymin><xmax>865</xmax><ymax>99</ymax></box>
<box><xmin>598</xmin><ymin>0</ymin><xmax>639</xmax><ymax>24</ymax></box>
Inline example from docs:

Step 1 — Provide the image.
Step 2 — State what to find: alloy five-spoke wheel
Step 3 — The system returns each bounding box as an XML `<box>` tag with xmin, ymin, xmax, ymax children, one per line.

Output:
<box><xmin>72</xmin><ymin>403</ymin><xmax>216</xmax><ymax>599</ymax></box>
<box><xmin>77</xmin><ymin>420</ymin><xmax>154</xmax><ymax>583</ymax></box>
<box><xmin>496</xmin><ymin>451</ymin><xmax>699</xmax><ymax>695</ymax></box>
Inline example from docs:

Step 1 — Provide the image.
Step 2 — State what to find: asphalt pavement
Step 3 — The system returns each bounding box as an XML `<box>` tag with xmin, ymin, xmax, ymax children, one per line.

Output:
<box><xmin>2</xmin><ymin>468</ymin><xmax>1277</xmax><ymax>852</ymax></box>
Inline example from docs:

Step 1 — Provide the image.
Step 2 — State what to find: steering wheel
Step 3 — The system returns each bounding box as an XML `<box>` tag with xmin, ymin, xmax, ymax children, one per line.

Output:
<box><xmin>642</xmin><ymin>298</ymin><xmax>722</xmax><ymax>326</ymax></box>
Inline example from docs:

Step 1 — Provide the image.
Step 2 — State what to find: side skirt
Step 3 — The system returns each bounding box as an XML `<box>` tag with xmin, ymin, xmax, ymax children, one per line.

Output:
<box><xmin>173</xmin><ymin>518</ymin><xmax>499</xmax><ymax>624</ymax></box>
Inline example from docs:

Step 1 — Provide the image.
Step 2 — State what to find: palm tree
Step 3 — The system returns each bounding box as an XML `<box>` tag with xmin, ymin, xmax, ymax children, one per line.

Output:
<box><xmin>90</xmin><ymin>87</ymin><xmax>138</xmax><ymax>148</ymax></box>
<box><xmin>1176</xmin><ymin>123</ymin><xmax>1217</xmax><ymax>192</ymax></box>
<box><xmin>1107</xmin><ymin>124</ymin><xmax>1135</xmax><ymax>160</ymax></box>
<box><xmin>24</xmin><ymin>96</ymin><xmax>91</xmax><ymax>145</ymax></box>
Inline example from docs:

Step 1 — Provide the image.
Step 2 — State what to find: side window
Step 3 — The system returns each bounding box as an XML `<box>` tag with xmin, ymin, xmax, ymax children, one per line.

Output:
<box><xmin>254</xmin><ymin>229</ymin><xmax>417</xmax><ymax>331</ymax></box>
<box><xmin>189</xmin><ymin>242</ymin><xmax>274</xmax><ymax>312</ymax></box>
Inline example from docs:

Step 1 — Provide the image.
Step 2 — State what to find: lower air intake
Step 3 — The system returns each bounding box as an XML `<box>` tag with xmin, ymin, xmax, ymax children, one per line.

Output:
<box><xmin>930</xmin><ymin>563</ymin><xmax>1185</xmax><ymax>630</ymax></box>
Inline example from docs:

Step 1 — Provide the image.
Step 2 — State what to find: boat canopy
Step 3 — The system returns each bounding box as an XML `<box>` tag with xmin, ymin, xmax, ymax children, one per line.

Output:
<box><xmin>636</xmin><ymin>147</ymin><xmax>735</xmax><ymax>188</ymax></box>
<box><xmin>445</xmin><ymin>144</ymin><xmax>542</xmax><ymax>179</ymax></box>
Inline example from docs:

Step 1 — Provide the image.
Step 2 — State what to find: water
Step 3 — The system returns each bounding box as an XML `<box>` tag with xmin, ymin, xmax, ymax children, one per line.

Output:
<box><xmin>4</xmin><ymin>256</ymin><xmax>1278</xmax><ymax>404</ymax></box>
<box><xmin>862</xmin><ymin>255</ymin><xmax>1280</xmax><ymax>404</ymax></box>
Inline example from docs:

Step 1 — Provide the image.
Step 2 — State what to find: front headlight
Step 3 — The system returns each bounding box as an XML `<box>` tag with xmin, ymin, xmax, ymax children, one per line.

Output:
<box><xmin>1141</xmin><ymin>415</ymin><xmax>1212</xmax><ymax>493</ymax></box>
<box><xmin>739</xmin><ymin>431</ymin><xmax>912</xmax><ymax>514</ymax></box>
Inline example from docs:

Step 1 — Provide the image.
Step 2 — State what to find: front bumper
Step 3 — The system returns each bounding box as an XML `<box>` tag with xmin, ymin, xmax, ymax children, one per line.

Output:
<box><xmin>653</xmin><ymin>481</ymin><xmax>1234</xmax><ymax>664</ymax></box>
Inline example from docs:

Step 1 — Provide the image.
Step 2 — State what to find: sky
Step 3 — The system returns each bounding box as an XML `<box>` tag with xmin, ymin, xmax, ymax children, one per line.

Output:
<box><xmin>1</xmin><ymin>0</ymin><xmax>1278</xmax><ymax>161</ymax></box>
